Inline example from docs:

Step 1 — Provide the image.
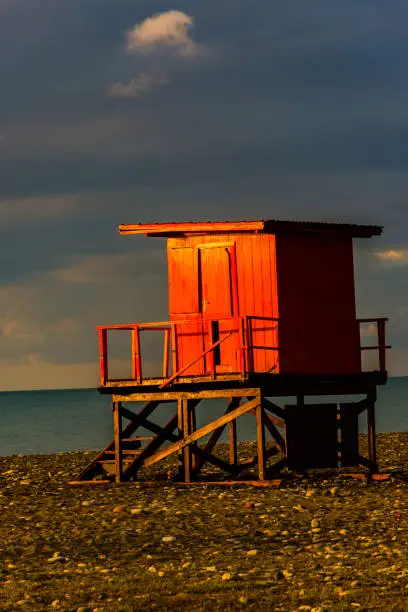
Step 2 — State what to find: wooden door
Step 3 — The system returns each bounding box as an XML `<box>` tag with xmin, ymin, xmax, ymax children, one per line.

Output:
<box><xmin>199</xmin><ymin>245</ymin><xmax>239</xmax><ymax>372</ymax></box>
<box><xmin>168</xmin><ymin>247</ymin><xmax>204</xmax><ymax>375</ymax></box>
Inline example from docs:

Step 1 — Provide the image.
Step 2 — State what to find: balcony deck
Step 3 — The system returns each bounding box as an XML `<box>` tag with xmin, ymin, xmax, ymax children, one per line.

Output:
<box><xmin>97</xmin><ymin>316</ymin><xmax>389</xmax><ymax>398</ymax></box>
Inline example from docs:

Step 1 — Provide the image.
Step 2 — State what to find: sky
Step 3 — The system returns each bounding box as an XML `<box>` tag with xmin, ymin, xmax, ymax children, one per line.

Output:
<box><xmin>0</xmin><ymin>0</ymin><xmax>407</xmax><ymax>390</ymax></box>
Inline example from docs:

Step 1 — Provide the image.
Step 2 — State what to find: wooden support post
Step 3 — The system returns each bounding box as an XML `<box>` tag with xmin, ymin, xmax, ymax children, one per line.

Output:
<box><xmin>256</xmin><ymin>394</ymin><xmax>266</xmax><ymax>481</ymax></box>
<box><xmin>229</xmin><ymin>396</ymin><xmax>238</xmax><ymax>465</ymax></box>
<box><xmin>177</xmin><ymin>398</ymin><xmax>184</xmax><ymax>479</ymax></box>
<box><xmin>183</xmin><ymin>399</ymin><xmax>192</xmax><ymax>482</ymax></box>
<box><xmin>113</xmin><ymin>402</ymin><xmax>123</xmax><ymax>483</ymax></box>
<box><xmin>367</xmin><ymin>390</ymin><xmax>377</xmax><ymax>471</ymax></box>
<box><xmin>189</xmin><ymin>401</ymin><xmax>197</xmax><ymax>470</ymax></box>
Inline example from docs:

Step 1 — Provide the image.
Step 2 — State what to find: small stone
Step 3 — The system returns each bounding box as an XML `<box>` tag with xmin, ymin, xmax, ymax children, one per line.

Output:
<box><xmin>311</xmin><ymin>528</ymin><xmax>321</xmax><ymax>533</ymax></box>
<box><xmin>329</xmin><ymin>487</ymin><xmax>338</xmax><ymax>495</ymax></box>
<box><xmin>81</xmin><ymin>501</ymin><xmax>91</xmax><ymax>506</ymax></box>
<box><xmin>282</xmin><ymin>569</ymin><xmax>293</xmax><ymax>579</ymax></box>
<box><xmin>246</xmin><ymin>549</ymin><xmax>257</xmax><ymax>556</ymax></box>
<box><xmin>48</xmin><ymin>554</ymin><xmax>66</xmax><ymax>563</ymax></box>
<box><xmin>20</xmin><ymin>480</ymin><xmax>31</xmax><ymax>486</ymax></box>
<box><xmin>130</xmin><ymin>508</ymin><xmax>143</xmax><ymax>515</ymax></box>
<box><xmin>162</xmin><ymin>536</ymin><xmax>176</xmax><ymax>543</ymax></box>
<box><xmin>182</xmin><ymin>562</ymin><xmax>191</xmax><ymax>569</ymax></box>
<box><xmin>51</xmin><ymin>601</ymin><xmax>61</xmax><ymax>609</ymax></box>
<box><xmin>157</xmin><ymin>571</ymin><xmax>165</xmax><ymax>577</ymax></box>
<box><xmin>305</xmin><ymin>489</ymin><xmax>316</xmax><ymax>497</ymax></box>
<box><xmin>222</xmin><ymin>572</ymin><xmax>232</xmax><ymax>581</ymax></box>
<box><xmin>113</xmin><ymin>506</ymin><xmax>125</xmax><ymax>513</ymax></box>
<box><xmin>339</xmin><ymin>529</ymin><xmax>348</xmax><ymax>535</ymax></box>
<box><xmin>311</xmin><ymin>519</ymin><xmax>319</xmax><ymax>528</ymax></box>
<box><xmin>238</xmin><ymin>596</ymin><xmax>248</xmax><ymax>604</ymax></box>
<box><xmin>147</xmin><ymin>566</ymin><xmax>156</xmax><ymax>573</ymax></box>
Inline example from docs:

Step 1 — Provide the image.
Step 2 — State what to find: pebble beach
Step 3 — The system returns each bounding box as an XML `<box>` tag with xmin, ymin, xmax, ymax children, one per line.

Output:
<box><xmin>0</xmin><ymin>433</ymin><xmax>407</xmax><ymax>611</ymax></box>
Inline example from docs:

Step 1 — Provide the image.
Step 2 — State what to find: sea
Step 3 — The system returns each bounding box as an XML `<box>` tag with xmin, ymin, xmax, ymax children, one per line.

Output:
<box><xmin>0</xmin><ymin>377</ymin><xmax>406</xmax><ymax>457</ymax></box>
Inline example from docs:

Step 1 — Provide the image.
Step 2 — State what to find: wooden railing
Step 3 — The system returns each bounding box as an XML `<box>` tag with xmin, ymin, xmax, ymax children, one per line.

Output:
<box><xmin>96</xmin><ymin>316</ymin><xmax>279</xmax><ymax>386</ymax></box>
<box><xmin>96</xmin><ymin>316</ymin><xmax>390</xmax><ymax>386</ymax></box>
<box><xmin>357</xmin><ymin>318</ymin><xmax>390</xmax><ymax>372</ymax></box>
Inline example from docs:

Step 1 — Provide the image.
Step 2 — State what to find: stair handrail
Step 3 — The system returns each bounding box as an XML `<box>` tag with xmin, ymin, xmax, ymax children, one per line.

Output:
<box><xmin>159</xmin><ymin>332</ymin><xmax>233</xmax><ymax>389</ymax></box>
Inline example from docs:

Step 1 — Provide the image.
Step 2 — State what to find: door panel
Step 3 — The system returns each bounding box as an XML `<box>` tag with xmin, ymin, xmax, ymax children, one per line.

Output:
<box><xmin>168</xmin><ymin>247</ymin><xmax>203</xmax><ymax>375</ymax></box>
<box><xmin>199</xmin><ymin>246</ymin><xmax>239</xmax><ymax>372</ymax></box>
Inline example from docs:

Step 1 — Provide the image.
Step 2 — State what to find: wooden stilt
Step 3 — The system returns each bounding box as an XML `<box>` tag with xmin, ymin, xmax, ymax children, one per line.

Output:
<box><xmin>177</xmin><ymin>398</ymin><xmax>184</xmax><ymax>479</ymax></box>
<box><xmin>189</xmin><ymin>401</ymin><xmax>197</xmax><ymax>470</ymax></box>
<box><xmin>229</xmin><ymin>396</ymin><xmax>238</xmax><ymax>465</ymax></box>
<box><xmin>183</xmin><ymin>399</ymin><xmax>192</xmax><ymax>482</ymax></box>
<box><xmin>113</xmin><ymin>402</ymin><xmax>123</xmax><ymax>483</ymax></box>
<box><xmin>256</xmin><ymin>395</ymin><xmax>266</xmax><ymax>480</ymax></box>
<box><xmin>367</xmin><ymin>389</ymin><xmax>377</xmax><ymax>471</ymax></box>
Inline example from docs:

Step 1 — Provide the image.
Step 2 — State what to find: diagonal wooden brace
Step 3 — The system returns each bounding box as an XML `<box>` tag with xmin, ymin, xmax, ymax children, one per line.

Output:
<box><xmin>143</xmin><ymin>397</ymin><xmax>261</xmax><ymax>468</ymax></box>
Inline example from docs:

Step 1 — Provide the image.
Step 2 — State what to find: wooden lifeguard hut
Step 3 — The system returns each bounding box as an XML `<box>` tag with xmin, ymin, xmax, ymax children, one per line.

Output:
<box><xmin>73</xmin><ymin>219</ymin><xmax>390</xmax><ymax>484</ymax></box>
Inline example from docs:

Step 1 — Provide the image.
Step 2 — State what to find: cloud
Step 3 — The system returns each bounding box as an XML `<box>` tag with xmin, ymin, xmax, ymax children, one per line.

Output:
<box><xmin>0</xmin><ymin>194</ymin><xmax>78</xmax><ymax>224</ymax></box>
<box><xmin>51</xmin><ymin>251</ymin><xmax>165</xmax><ymax>285</ymax></box>
<box><xmin>375</xmin><ymin>249</ymin><xmax>408</xmax><ymax>264</ymax></box>
<box><xmin>126</xmin><ymin>10</ymin><xmax>201</xmax><ymax>57</ymax></box>
<box><xmin>107</xmin><ymin>72</ymin><xmax>169</xmax><ymax>99</ymax></box>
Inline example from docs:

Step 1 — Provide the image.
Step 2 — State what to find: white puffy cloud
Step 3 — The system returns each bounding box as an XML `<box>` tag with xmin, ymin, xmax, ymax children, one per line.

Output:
<box><xmin>126</xmin><ymin>10</ymin><xmax>200</xmax><ymax>57</ymax></box>
<box><xmin>107</xmin><ymin>72</ymin><xmax>168</xmax><ymax>98</ymax></box>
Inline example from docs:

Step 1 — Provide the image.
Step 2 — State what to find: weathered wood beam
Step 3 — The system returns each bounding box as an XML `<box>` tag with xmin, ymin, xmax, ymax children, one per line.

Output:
<box><xmin>192</xmin><ymin>397</ymin><xmax>240</xmax><ymax>477</ymax></box>
<box><xmin>367</xmin><ymin>395</ymin><xmax>377</xmax><ymax>471</ymax></box>
<box><xmin>264</xmin><ymin>413</ymin><xmax>286</xmax><ymax>453</ymax></box>
<box><xmin>229</xmin><ymin>420</ymin><xmax>237</xmax><ymax>465</ymax></box>
<box><xmin>113</xmin><ymin>402</ymin><xmax>122</xmax><ymax>483</ymax></box>
<box><xmin>256</xmin><ymin>402</ymin><xmax>266</xmax><ymax>480</ymax></box>
<box><xmin>144</xmin><ymin>397</ymin><xmax>261</xmax><ymax>467</ymax></box>
<box><xmin>263</xmin><ymin>398</ymin><xmax>286</xmax><ymax>419</ymax></box>
<box><xmin>112</xmin><ymin>388</ymin><xmax>260</xmax><ymax>402</ymax></box>
<box><xmin>182</xmin><ymin>399</ymin><xmax>192</xmax><ymax>483</ymax></box>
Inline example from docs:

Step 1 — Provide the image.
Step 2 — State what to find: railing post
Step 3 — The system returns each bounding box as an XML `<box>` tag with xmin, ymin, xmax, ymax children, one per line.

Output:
<box><xmin>171</xmin><ymin>323</ymin><xmax>178</xmax><ymax>376</ymax></box>
<box><xmin>163</xmin><ymin>328</ymin><xmax>170</xmax><ymax>378</ymax></box>
<box><xmin>98</xmin><ymin>328</ymin><xmax>108</xmax><ymax>385</ymax></box>
<box><xmin>132</xmin><ymin>326</ymin><xmax>142</xmax><ymax>383</ymax></box>
<box><xmin>240</xmin><ymin>316</ymin><xmax>246</xmax><ymax>376</ymax></box>
<box><xmin>246</xmin><ymin>315</ymin><xmax>254</xmax><ymax>373</ymax></box>
<box><xmin>377</xmin><ymin>319</ymin><xmax>386</xmax><ymax>372</ymax></box>
<box><xmin>356</xmin><ymin>320</ymin><xmax>363</xmax><ymax>372</ymax></box>
<box><xmin>208</xmin><ymin>320</ymin><xmax>216</xmax><ymax>377</ymax></box>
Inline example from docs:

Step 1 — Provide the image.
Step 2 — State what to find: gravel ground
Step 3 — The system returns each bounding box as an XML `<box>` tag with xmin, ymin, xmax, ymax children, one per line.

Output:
<box><xmin>0</xmin><ymin>433</ymin><xmax>406</xmax><ymax>611</ymax></box>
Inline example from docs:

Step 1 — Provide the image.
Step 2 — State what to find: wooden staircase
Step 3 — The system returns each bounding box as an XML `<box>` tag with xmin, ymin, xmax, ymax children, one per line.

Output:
<box><xmin>73</xmin><ymin>401</ymin><xmax>166</xmax><ymax>482</ymax></box>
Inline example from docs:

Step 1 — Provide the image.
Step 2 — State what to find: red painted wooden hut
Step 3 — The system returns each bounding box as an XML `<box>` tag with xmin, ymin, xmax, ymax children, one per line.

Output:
<box><xmin>72</xmin><ymin>220</ymin><xmax>390</xmax><ymax>485</ymax></box>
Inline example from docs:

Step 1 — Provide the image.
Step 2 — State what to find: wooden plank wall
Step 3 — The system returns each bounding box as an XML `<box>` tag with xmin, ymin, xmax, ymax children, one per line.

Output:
<box><xmin>275</xmin><ymin>234</ymin><xmax>361</xmax><ymax>375</ymax></box>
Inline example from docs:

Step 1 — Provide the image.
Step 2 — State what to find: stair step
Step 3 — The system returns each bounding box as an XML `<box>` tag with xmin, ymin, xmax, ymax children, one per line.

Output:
<box><xmin>122</xmin><ymin>437</ymin><xmax>155</xmax><ymax>442</ymax></box>
<box><xmin>104</xmin><ymin>450</ymin><xmax>142</xmax><ymax>456</ymax></box>
<box><xmin>97</xmin><ymin>459</ymin><xmax>135</xmax><ymax>465</ymax></box>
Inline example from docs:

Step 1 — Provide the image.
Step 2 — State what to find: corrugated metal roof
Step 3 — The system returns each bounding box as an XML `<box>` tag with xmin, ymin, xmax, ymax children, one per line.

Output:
<box><xmin>118</xmin><ymin>219</ymin><xmax>383</xmax><ymax>238</ymax></box>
